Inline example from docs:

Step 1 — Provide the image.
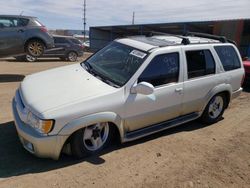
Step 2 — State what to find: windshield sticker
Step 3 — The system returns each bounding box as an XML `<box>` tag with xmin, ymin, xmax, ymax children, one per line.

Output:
<box><xmin>130</xmin><ymin>50</ymin><xmax>147</xmax><ymax>59</ymax></box>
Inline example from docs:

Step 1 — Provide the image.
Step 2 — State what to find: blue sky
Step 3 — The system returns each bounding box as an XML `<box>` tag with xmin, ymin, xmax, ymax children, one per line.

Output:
<box><xmin>1</xmin><ymin>0</ymin><xmax>250</xmax><ymax>30</ymax></box>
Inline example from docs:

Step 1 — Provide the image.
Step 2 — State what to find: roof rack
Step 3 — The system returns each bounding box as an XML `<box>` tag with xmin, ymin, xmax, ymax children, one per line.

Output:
<box><xmin>146</xmin><ymin>31</ymin><xmax>190</xmax><ymax>45</ymax></box>
<box><xmin>185</xmin><ymin>32</ymin><xmax>236</xmax><ymax>45</ymax></box>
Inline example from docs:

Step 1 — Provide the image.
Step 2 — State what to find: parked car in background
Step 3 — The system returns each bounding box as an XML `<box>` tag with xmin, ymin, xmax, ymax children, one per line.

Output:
<box><xmin>15</xmin><ymin>35</ymin><xmax>84</xmax><ymax>62</ymax></box>
<box><xmin>12</xmin><ymin>33</ymin><xmax>244</xmax><ymax>160</ymax></box>
<box><xmin>83</xmin><ymin>40</ymin><xmax>90</xmax><ymax>48</ymax></box>
<box><xmin>0</xmin><ymin>15</ymin><xmax>54</xmax><ymax>57</ymax></box>
<box><xmin>243</xmin><ymin>57</ymin><xmax>250</xmax><ymax>85</ymax></box>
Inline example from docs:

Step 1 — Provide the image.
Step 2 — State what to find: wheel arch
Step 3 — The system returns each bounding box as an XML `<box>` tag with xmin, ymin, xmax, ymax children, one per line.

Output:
<box><xmin>201</xmin><ymin>84</ymin><xmax>232</xmax><ymax>113</ymax></box>
<box><xmin>24</xmin><ymin>37</ymin><xmax>47</xmax><ymax>50</ymax></box>
<box><xmin>58</xmin><ymin>112</ymin><xmax>124</xmax><ymax>143</ymax></box>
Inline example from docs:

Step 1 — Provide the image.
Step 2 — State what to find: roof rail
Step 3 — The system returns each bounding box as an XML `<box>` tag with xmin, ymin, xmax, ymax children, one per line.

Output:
<box><xmin>185</xmin><ymin>32</ymin><xmax>237</xmax><ymax>45</ymax></box>
<box><xmin>147</xmin><ymin>31</ymin><xmax>190</xmax><ymax>45</ymax></box>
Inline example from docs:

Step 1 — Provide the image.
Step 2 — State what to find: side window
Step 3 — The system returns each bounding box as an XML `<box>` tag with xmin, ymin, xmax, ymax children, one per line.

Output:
<box><xmin>54</xmin><ymin>37</ymin><xmax>67</xmax><ymax>43</ymax></box>
<box><xmin>214</xmin><ymin>46</ymin><xmax>241</xmax><ymax>71</ymax></box>
<box><xmin>138</xmin><ymin>53</ymin><xmax>179</xmax><ymax>87</ymax></box>
<box><xmin>0</xmin><ymin>18</ymin><xmax>15</xmax><ymax>28</ymax></box>
<box><xmin>186</xmin><ymin>50</ymin><xmax>215</xmax><ymax>79</ymax></box>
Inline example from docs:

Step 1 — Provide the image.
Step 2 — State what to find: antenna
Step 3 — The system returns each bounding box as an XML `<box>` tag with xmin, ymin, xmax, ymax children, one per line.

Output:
<box><xmin>82</xmin><ymin>0</ymin><xmax>87</xmax><ymax>41</ymax></box>
<box><xmin>20</xmin><ymin>11</ymin><xmax>24</xmax><ymax>15</ymax></box>
<box><xmin>132</xmin><ymin>11</ymin><xmax>135</xmax><ymax>25</ymax></box>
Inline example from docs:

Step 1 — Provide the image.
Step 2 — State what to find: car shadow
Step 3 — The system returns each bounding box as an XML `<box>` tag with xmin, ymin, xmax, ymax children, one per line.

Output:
<box><xmin>0</xmin><ymin>120</ymin><xmax>214</xmax><ymax>178</ymax></box>
<box><xmin>0</xmin><ymin>74</ymin><xmax>25</xmax><ymax>83</ymax></box>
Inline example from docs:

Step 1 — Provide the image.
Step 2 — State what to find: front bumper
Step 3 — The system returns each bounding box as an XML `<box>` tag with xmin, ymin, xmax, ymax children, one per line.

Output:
<box><xmin>12</xmin><ymin>99</ymin><xmax>67</xmax><ymax>160</ymax></box>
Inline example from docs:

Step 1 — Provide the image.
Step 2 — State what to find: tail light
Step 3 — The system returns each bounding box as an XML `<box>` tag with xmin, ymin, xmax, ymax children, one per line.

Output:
<box><xmin>40</xmin><ymin>26</ymin><xmax>48</xmax><ymax>33</ymax></box>
<box><xmin>78</xmin><ymin>44</ymin><xmax>85</xmax><ymax>49</ymax></box>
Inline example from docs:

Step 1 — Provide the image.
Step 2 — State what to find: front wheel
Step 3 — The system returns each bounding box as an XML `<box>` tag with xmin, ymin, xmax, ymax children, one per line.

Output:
<box><xmin>70</xmin><ymin>122</ymin><xmax>114</xmax><ymax>158</ymax></box>
<box><xmin>201</xmin><ymin>94</ymin><xmax>226</xmax><ymax>124</ymax></box>
<box><xmin>25</xmin><ymin>55</ymin><xmax>37</xmax><ymax>62</ymax></box>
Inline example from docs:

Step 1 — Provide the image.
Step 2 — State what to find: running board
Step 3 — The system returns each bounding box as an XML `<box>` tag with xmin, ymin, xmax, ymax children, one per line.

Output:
<box><xmin>124</xmin><ymin>113</ymin><xmax>199</xmax><ymax>142</ymax></box>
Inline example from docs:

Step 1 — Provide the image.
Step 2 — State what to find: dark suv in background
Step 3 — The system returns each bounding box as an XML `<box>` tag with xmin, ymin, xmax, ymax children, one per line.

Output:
<box><xmin>0</xmin><ymin>15</ymin><xmax>54</xmax><ymax>57</ymax></box>
<box><xmin>16</xmin><ymin>35</ymin><xmax>84</xmax><ymax>62</ymax></box>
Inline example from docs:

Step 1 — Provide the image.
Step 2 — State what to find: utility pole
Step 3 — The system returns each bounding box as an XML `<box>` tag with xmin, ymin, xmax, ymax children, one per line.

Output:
<box><xmin>132</xmin><ymin>11</ymin><xmax>135</xmax><ymax>25</ymax></box>
<box><xmin>83</xmin><ymin>0</ymin><xmax>87</xmax><ymax>41</ymax></box>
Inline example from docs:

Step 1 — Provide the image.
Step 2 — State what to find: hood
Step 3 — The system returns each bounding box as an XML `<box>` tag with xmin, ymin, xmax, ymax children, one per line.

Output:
<box><xmin>20</xmin><ymin>64</ymin><xmax>116</xmax><ymax>115</ymax></box>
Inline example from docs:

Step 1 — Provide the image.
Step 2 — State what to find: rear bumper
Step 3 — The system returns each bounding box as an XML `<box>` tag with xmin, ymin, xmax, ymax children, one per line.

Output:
<box><xmin>12</xmin><ymin>99</ymin><xmax>67</xmax><ymax>160</ymax></box>
<box><xmin>232</xmin><ymin>88</ymin><xmax>243</xmax><ymax>100</ymax></box>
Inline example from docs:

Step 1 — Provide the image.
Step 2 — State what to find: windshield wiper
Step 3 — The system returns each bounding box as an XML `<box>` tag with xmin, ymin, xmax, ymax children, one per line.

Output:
<box><xmin>81</xmin><ymin>62</ymin><xmax>120</xmax><ymax>88</ymax></box>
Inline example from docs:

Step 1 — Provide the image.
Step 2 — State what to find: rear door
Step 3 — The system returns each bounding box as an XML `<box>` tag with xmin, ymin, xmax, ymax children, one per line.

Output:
<box><xmin>182</xmin><ymin>46</ymin><xmax>220</xmax><ymax>114</ymax></box>
<box><xmin>44</xmin><ymin>37</ymin><xmax>69</xmax><ymax>56</ymax></box>
<box><xmin>0</xmin><ymin>17</ymin><xmax>25</xmax><ymax>57</ymax></box>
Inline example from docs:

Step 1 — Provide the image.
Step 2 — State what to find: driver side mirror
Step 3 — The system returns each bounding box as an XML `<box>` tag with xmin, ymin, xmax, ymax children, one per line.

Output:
<box><xmin>131</xmin><ymin>82</ymin><xmax>155</xmax><ymax>95</ymax></box>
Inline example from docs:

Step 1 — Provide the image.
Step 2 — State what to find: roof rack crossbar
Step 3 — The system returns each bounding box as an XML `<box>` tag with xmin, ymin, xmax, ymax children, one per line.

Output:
<box><xmin>147</xmin><ymin>31</ymin><xmax>191</xmax><ymax>45</ymax></box>
<box><xmin>185</xmin><ymin>32</ymin><xmax>236</xmax><ymax>45</ymax></box>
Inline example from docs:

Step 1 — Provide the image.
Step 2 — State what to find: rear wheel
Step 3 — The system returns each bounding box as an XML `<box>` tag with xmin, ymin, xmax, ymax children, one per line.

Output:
<box><xmin>67</xmin><ymin>51</ymin><xmax>78</xmax><ymax>62</ymax></box>
<box><xmin>201</xmin><ymin>94</ymin><xmax>226</xmax><ymax>124</ymax></box>
<box><xmin>26</xmin><ymin>40</ymin><xmax>45</xmax><ymax>57</ymax></box>
<box><xmin>70</xmin><ymin>122</ymin><xmax>114</xmax><ymax>159</ymax></box>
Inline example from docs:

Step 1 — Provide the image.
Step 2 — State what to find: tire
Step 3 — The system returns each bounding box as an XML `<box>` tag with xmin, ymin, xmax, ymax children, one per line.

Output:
<box><xmin>201</xmin><ymin>94</ymin><xmax>226</xmax><ymax>124</ymax></box>
<box><xmin>26</xmin><ymin>40</ymin><xmax>45</xmax><ymax>57</ymax></box>
<box><xmin>67</xmin><ymin>51</ymin><xmax>78</xmax><ymax>62</ymax></box>
<box><xmin>70</xmin><ymin>122</ymin><xmax>114</xmax><ymax>159</ymax></box>
<box><xmin>25</xmin><ymin>55</ymin><xmax>37</xmax><ymax>62</ymax></box>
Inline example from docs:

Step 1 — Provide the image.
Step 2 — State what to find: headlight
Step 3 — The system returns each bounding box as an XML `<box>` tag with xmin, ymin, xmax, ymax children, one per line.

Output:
<box><xmin>27</xmin><ymin>112</ymin><xmax>54</xmax><ymax>134</ymax></box>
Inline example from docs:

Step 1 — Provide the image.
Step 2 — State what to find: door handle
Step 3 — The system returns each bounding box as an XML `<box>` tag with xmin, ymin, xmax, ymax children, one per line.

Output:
<box><xmin>175</xmin><ymin>88</ymin><xmax>183</xmax><ymax>93</ymax></box>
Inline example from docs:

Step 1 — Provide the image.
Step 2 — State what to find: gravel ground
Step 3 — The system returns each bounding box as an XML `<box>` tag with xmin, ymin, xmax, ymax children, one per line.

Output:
<box><xmin>0</xmin><ymin>56</ymin><xmax>249</xmax><ymax>188</ymax></box>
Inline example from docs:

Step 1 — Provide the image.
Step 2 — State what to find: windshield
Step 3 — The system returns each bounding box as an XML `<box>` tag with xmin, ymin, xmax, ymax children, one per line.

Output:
<box><xmin>81</xmin><ymin>41</ymin><xmax>148</xmax><ymax>87</ymax></box>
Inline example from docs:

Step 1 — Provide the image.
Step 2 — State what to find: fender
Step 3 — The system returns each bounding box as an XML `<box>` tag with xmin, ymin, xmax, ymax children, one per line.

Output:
<box><xmin>58</xmin><ymin>112</ymin><xmax>124</xmax><ymax>139</ymax></box>
<box><xmin>200</xmin><ymin>83</ymin><xmax>232</xmax><ymax>112</ymax></box>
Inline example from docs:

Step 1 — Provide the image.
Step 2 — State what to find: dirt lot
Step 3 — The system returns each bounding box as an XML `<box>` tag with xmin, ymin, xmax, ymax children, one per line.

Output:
<box><xmin>0</xmin><ymin>56</ymin><xmax>250</xmax><ymax>188</ymax></box>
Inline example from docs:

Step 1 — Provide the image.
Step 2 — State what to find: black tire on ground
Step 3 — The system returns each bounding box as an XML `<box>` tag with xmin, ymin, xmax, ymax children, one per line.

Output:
<box><xmin>70</xmin><ymin>123</ymin><xmax>115</xmax><ymax>159</ymax></box>
<box><xmin>26</xmin><ymin>40</ymin><xmax>45</xmax><ymax>57</ymax></box>
<box><xmin>67</xmin><ymin>51</ymin><xmax>78</xmax><ymax>62</ymax></box>
<box><xmin>200</xmin><ymin>93</ymin><xmax>226</xmax><ymax>124</ymax></box>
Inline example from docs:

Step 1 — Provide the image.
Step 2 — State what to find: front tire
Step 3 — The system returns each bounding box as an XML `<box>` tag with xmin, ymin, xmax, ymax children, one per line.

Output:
<box><xmin>25</xmin><ymin>55</ymin><xmax>37</xmax><ymax>62</ymax></box>
<box><xmin>70</xmin><ymin>123</ymin><xmax>114</xmax><ymax>159</ymax></box>
<box><xmin>201</xmin><ymin>94</ymin><xmax>226</xmax><ymax>124</ymax></box>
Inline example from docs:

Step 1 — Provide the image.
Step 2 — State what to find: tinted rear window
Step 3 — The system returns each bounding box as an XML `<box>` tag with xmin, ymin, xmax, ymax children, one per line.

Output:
<box><xmin>54</xmin><ymin>37</ymin><xmax>68</xmax><ymax>43</ymax></box>
<box><xmin>186</xmin><ymin>50</ymin><xmax>216</xmax><ymax>79</ymax></box>
<box><xmin>214</xmin><ymin>46</ymin><xmax>241</xmax><ymax>71</ymax></box>
<box><xmin>69</xmin><ymin>38</ymin><xmax>82</xmax><ymax>44</ymax></box>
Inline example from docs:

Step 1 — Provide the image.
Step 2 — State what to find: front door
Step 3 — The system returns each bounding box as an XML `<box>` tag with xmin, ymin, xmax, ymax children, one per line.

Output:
<box><xmin>125</xmin><ymin>51</ymin><xmax>184</xmax><ymax>132</ymax></box>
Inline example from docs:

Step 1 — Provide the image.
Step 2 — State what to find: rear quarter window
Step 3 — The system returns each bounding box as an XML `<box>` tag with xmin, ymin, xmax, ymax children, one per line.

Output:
<box><xmin>214</xmin><ymin>46</ymin><xmax>241</xmax><ymax>71</ymax></box>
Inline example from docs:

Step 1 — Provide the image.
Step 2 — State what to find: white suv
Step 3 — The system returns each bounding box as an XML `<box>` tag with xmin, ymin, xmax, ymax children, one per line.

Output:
<box><xmin>12</xmin><ymin>33</ymin><xmax>244</xmax><ymax>159</ymax></box>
